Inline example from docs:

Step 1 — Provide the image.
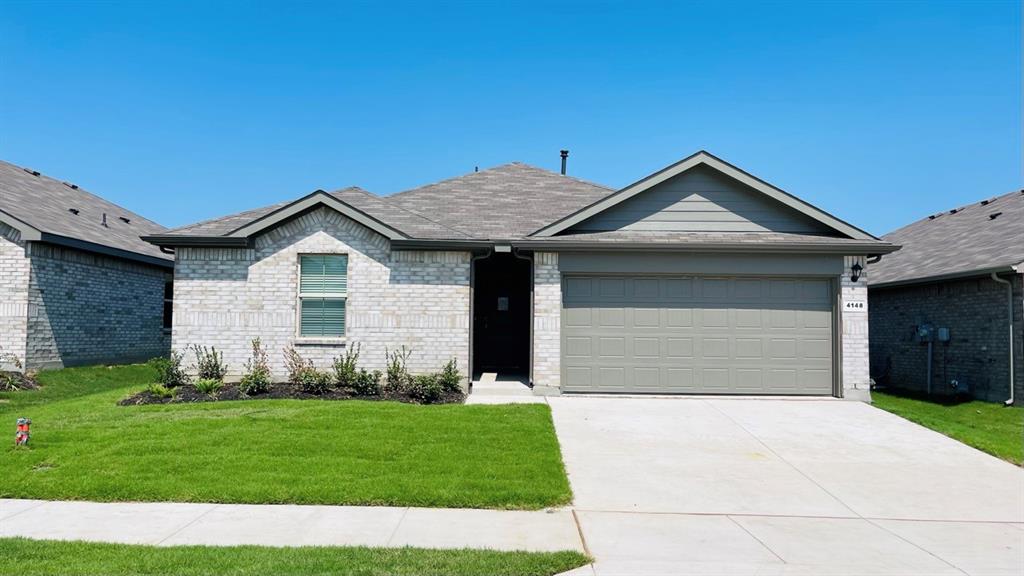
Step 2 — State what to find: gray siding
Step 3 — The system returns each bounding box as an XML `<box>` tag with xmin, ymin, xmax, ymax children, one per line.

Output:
<box><xmin>869</xmin><ymin>274</ymin><xmax>1024</xmax><ymax>403</ymax></box>
<box><xmin>570</xmin><ymin>165</ymin><xmax>835</xmax><ymax>234</ymax></box>
<box><xmin>25</xmin><ymin>243</ymin><xmax>171</xmax><ymax>369</ymax></box>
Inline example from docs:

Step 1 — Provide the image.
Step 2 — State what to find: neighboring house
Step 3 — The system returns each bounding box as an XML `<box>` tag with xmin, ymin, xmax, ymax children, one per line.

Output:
<box><xmin>0</xmin><ymin>160</ymin><xmax>173</xmax><ymax>370</ymax></box>
<box><xmin>144</xmin><ymin>151</ymin><xmax>897</xmax><ymax>399</ymax></box>
<box><xmin>868</xmin><ymin>190</ymin><xmax>1024</xmax><ymax>403</ymax></box>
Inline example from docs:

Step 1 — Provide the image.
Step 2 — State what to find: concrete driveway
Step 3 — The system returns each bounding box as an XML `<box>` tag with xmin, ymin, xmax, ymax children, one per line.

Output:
<box><xmin>549</xmin><ymin>396</ymin><xmax>1024</xmax><ymax>576</ymax></box>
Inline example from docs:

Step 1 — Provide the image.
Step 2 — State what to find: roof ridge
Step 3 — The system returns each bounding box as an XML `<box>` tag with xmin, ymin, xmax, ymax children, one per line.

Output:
<box><xmin>329</xmin><ymin>187</ymin><xmax>474</xmax><ymax>239</ymax></box>
<box><xmin>505</xmin><ymin>161</ymin><xmax>616</xmax><ymax>191</ymax></box>
<box><xmin>162</xmin><ymin>200</ymin><xmax>291</xmax><ymax>235</ymax></box>
<box><xmin>883</xmin><ymin>187</ymin><xmax>1024</xmax><ymax>238</ymax></box>
<box><xmin>388</xmin><ymin>161</ymin><xmax>612</xmax><ymax>200</ymax></box>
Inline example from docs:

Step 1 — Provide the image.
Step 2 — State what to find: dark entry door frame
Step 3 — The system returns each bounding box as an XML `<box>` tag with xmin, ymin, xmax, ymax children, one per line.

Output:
<box><xmin>469</xmin><ymin>249</ymin><xmax>533</xmax><ymax>383</ymax></box>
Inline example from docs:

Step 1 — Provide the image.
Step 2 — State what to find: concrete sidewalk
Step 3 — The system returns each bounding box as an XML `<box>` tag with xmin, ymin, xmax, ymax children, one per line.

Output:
<box><xmin>0</xmin><ymin>499</ymin><xmax>583</xmax><ymax>553</ymax></box>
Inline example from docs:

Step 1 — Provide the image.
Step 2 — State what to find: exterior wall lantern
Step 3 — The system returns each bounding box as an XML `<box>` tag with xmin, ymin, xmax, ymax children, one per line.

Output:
<box><xmin>850</xmin><ymin>262</ymin><xmax>863</xmax><ymax>283</ymax></box>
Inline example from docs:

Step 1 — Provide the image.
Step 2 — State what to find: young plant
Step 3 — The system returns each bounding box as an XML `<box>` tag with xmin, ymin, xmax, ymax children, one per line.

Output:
<box><xmin>351</xmin><ymin>369</ymin><xmax>382</xmax><ymax>396</ymax></box>
<box><xmin>239</xmin><ymin>338</ymin><xmax>271</xmax><ymax>395</ymax></box>
<box><xmin>193</xmin><ymin>378</ymin><xmax>224</xmax><ymax>396</ymax></box>
<box><xmin>384</xmin><ymin>346</ymin><xmax>413</xmax><ymax>393</ymax></box>
<box><xmin>438</xmin><ymin>358</ymin><xmax>462</xmax><ymax>394</ymax></box>
<box><xmin>283</xmin><ymin>345</ymin><xmax>314</xmax><ymax>384</ymax></box>
<box><xmin>146</xmin><ymin>383</ymin><xmax>176</xmax><ymax>399</ymax></box>
<box><xmin>332</xmin><ymin>343</ymin><xmax>361</xmax><ymax>389</ymax></box>
<box><xmin>191</xmin><ymin>345</ymin><xmax>228</xmax><ymax>381</ymax></box>
<box><xmin>298</xmin><ymin>369</ymin><xmax>333</xmax><ymax>395</ymax></box>
<box><xmin>408</xmin><ymin>373</ymin><xmax>443</xmax><ymax>404</ymax></box>
<box><xmin>149</xmin><ymin>351</ymin><xmax>189</xmax><ymax>388</ymax></box>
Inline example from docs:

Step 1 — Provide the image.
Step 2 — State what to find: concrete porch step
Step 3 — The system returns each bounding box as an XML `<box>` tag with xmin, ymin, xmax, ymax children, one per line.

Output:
<box><xmin>471</xmin><ymin>373</ymin><xmax>534</xmax><ymax>397</ymax></box>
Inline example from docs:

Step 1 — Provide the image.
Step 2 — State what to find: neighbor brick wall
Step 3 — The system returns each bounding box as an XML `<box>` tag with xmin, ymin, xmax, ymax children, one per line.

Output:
<box><xmin>841</xmin><ymin>255</ymin><xmax>871</xmax><ymax>401</ymax></box>
<box><xmin>532</xmin><ymin>252</ymin><xmax>561</xmax><ymax>394</ymax></box>
<box><xmin>25</xmin><ymin>243</ymin><xmax>171</xmax><ymax>369</ymax></box>
<box><xmin>869</xmin><ymin>274</ymin><xmax>1024</xmax><ymax>403</ymax></box>
<box><xmin>0</xmin><ymin>223</ymin><xmax>30</xmax><ymax>370</ymax></box>
<box><xmin>172</xmin><ymin>207</ymin><xmax>470</xmax><ymax>380</ymax></box>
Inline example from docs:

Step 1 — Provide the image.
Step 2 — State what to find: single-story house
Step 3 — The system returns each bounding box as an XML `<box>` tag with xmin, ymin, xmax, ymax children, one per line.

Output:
<box><xmin>143</xmin><ymin>151</ymin><xmax>897</xmax><ymax>399</ymax></box>
<box><xmin>868</xmin><ymin>189</ymin><xmax>1023</xmax><ymax>404</ymax></box>
<box><xmin>0</xmin><ymin>160</ymin><xmax>173</xmax><ymax>370</ymax></box>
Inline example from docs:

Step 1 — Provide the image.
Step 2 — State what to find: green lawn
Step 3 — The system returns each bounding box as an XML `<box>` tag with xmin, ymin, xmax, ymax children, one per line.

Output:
<box><xmin>873</xmin><ymin>392</ymin><xmax>1024</xmax><ymax>465</ymax></box>
<box><xmin>0</xmin><ymin>365</ymin><xmax>572</xmax><ymax>509</ymax></box>
<box><xmin>0</xmin><ymin>538</ymin><xmax>590</xmax><ymax>576</ymax></box>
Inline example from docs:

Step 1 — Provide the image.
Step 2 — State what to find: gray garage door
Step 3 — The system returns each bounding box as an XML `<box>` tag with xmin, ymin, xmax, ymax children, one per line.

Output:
<box><xmin>561</xmin><ymin>275</ymin><xmax>834</xmax><ymax>395</ymax></box>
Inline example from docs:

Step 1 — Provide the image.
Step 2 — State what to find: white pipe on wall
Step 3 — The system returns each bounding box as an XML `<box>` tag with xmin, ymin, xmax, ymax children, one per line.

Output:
<box><xmin>990</xmin><ymin>273</ymin><xmax>1015</xmax><ymax>406</ymax></box>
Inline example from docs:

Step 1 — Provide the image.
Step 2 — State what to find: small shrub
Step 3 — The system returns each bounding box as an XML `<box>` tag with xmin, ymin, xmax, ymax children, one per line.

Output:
<box><xmin>239</xmin><ymin>338</ymin><xmax>271</xmax><ymax>395</ymax></box>
<box><xmin>408</xmin><ymin>373</ymin><xmax>443</xmax><ymax>404</ymax></box>
<box><xmin>351</xmin><ymin>369</ymin><xmax>382</xmax><ymax>396</ymax></box>
<box><xmin>332</xmin><ymin>343</ymin><xmax>361</xmax><ymax>389</ymax></box>
<box><xmin>283</xmin><ymin>345</ymin><xmax>314</xmax><ymax>383</ymax></box>
<box><xmin>385</xmin><ymin>346</ymin><xmax>413</xmax><ymax>393</ymax></box>
<box><xmin>298</xmin><ymin>369</ymin><xmax>333</xmax><ymax>395</ymax></box>
<box><xmin>438</xmin><ymin>358</ymin><xmax>462</xmax><ymax>393</ymax></box>
<box><xmin>150</xmin><ymin>351</ymin><xmax>189</xmax><ymax>388</ymax></box>
<box><xmin>193</xmin><ymin>378</ymin><xmax>223</xmax><ymax>396</ymax></box>
<box><xmin>146</xmin><ymin>383</ymin><xmax>176</xmax><ymax>399</ymax></box>
<box><xmin>191</xmin><ymin>345</ymin><xmax>228</xmax><ymax>381</ymax></box>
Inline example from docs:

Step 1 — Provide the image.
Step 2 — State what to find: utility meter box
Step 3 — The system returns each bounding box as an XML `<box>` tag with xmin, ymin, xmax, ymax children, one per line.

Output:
<box><xmin>937</xmin><ymin>327</ymin><xmax>951</xmax><ymax>342</ymax></box>
<box><xmin>916</xmin><ymin>323</ymin><xmax>934</xmax><ymax>343</ymax></box>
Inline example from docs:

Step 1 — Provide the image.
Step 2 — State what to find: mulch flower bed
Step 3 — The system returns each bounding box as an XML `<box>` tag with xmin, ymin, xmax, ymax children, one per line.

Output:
<box><xmin>119</xmin><ymin>382</ymin><xmax>465</xmax><ymax>406</ymax></box>
<box><xmin>0</xmin><ymin>371</ymin><xmax>40</xmax><ymax>391</ymax></box>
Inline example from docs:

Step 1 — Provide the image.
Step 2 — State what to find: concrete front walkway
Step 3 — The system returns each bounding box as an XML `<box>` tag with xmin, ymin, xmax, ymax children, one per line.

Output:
<box><xmin>549</xmin><ymin>396</ymin><xmax>1024</xmax><ymax>576</ymax></box>
<box><xmin>0</xmin><ymin>499</ymin><xmax>583</xmax><ymax>552</ymax></box>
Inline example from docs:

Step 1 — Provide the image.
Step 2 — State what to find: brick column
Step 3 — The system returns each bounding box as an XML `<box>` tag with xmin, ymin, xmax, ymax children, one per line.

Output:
<box><xmin>841</xmin><ymin>255</ymin><xmax>871</xmax><ymax>401</ymax></box>
<box><xmin>532</xmin><ymin>252</ymin><xmax>561</xmax><ymax>395</ymax></box>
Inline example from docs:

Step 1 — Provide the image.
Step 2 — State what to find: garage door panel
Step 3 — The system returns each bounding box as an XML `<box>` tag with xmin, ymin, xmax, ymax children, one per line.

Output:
<box><xmin>562</xmin><ymin>275</ymin><xmax>833</xmax><ymax>395</ymax></box>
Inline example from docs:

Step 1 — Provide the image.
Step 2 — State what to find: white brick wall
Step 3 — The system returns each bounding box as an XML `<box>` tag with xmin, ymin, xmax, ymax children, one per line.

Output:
<box><xmin>841</xmin><ymin>255</ymin><xmax>871</xmax><ymax>401</ymax></box>
<box><xmin>532</xmin><ymin>252</ymin><xmax>561</xmax><ymax>394</ymax></box>
<box><xmin>173</xmin><ymin>207</ymin><xmax>470</xmax><ymax>379</ymax></box>
<box><xmin>0</xmin><ymin>223</ymin><xmax>29</xmax><ymax>369</ymax></box>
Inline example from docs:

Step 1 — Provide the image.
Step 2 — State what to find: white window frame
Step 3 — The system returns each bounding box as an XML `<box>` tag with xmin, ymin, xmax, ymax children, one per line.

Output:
<box><xmin>296</xmin><ymin>253</ymin><xmax>348</xmax><ymax>341</ymax></box>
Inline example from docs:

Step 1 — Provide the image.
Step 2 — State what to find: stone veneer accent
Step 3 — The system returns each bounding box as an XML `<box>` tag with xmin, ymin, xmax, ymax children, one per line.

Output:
<box><xmin>25</xmin><ymin>243</ymin><xmax>170</xmax><ymax>369</ymax></box>
<box><xmin>172</xmin><ymin>207</ymin><xmax>470</xmax><ymax>380</ymax></box>
<box><xmin>841</xmin><ymin>255</ymin><xmax>871</xmax><ymax>401</ymax></box>
<box><xmin>0</xmin><ymin>223</ymin><xmax>30</xmax><ymax>369</ymax></box>
<box><xmin>532</xmin><ymin>252</ymin><xmax>561</xmax><ymax>395</ymax></box>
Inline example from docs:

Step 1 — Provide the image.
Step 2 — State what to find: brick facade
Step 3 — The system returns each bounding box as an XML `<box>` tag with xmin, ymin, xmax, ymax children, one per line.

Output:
<box><xmin>841</xmin><ymin>255</ymin><xmax>871</xmax><ymax>401</ymax></box>
<box><xmin>0</xmin><ymin>223</ymin><xmax>30</xmax><ymax>369</ymax></box>
<box><xmin>0</xmin><ymin>222</ymin><xmax>171</xmax><ymax>370</ymax></box>
<box><xmin>532</xmin><ymin>252</ymin><xmax>561</xmax><ymax>395</ymax></box>
<box><xmin>172</xmin><ymin>207</ymin><xmax>471</xmax><ymax>381</ymax></box>
<box><xmin>869</xmin><ymin>274</ymin><xmax>1024</xmax><ymax>403</ymax></box>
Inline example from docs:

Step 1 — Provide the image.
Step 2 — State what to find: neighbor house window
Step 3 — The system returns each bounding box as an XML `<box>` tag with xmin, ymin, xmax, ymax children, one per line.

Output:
<box><xmin>162</xmin><ymin>280</ymin><xmax>173</xmax><ymax>331</ymax></box>
<box><xmin>299</xmin><ymin>254</ymin><xmax>347</xmax><ymax>338</ymax></box>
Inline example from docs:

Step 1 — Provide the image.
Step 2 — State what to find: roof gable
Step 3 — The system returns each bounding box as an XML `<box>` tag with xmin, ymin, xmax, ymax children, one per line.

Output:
<box><xmin>531</xmin><ymin>151</ymin><xmax>877</xmax><ymax>240</ymax></box>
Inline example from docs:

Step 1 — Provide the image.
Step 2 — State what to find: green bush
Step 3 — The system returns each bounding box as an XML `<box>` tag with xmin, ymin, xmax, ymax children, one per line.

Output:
<box><xmin>149</xmin><ymin>351</ymin><xmax>189</xmax><ymax>388</ymax></box>
<box><xmin>239</xmin><ymin>338</ymin><xmax>271</xmax><ymax>395</ymax></box>
<box><xmin>191</xmin><ymin>345</ymin><xmax>228</xmax><ymax>381</ymax></box>
<box><xmin>351</xmin><ymin>369</ymin><xmax>382</xmax><ymax>396</ymax></box>
<box><xmin>146</xmin><ymin>383</ymin><xmax>176</xmax><ymax>399</ymax></box>
<box><xmin>298</xmin><ymin>369</ymin><xmax>333</xmax><ymax>395</ymax></box>
<box><xmin>385</xmin><ymin>346</ymin><xmax>413</xmax><ymax>393</ymax></box>
<box><xmin>283</xmin><ymin>345</ymin><xmax>314</xmax><ymax>384</ymax></box>
<box><xmin>439</xmin><ymin>358</ymin><xmax>462</xmax><ymax>393</ymax></box>
<box><xmin>408</xmin><ymin>373</ymin><xmax>443</xmax><ymax>404</ymax></box>
<box><xmin>193</xmin><ymin>378</ymin><xmax>223</xmax><ymax>396</ymax></box>
<box><xmin>332</xmin><ymin>343</ymin><xmax>361</xmax><ymax>389</ymax></box>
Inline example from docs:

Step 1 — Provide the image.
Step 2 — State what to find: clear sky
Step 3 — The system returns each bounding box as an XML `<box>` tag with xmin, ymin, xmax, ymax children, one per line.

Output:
<box><xmin>1</xmin><ymin>0</ymin><xmax>1019</xmax><ymax>235</ymax></box>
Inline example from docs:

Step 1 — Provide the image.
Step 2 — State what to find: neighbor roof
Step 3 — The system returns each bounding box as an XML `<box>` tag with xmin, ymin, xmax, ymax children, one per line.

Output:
<box><xmin>144</xmin><ymin>151</ymin><xmax>897</xmax><ymax>255</ymax></box>
<box><xmin>869</xmin><ymin>189</ymin><xmax>1024</xmax><ymax>287</ymax></box>
<box><xmin>0</xmin><ymin>160</ymin><xmax>171</xmax><ymax>266</ymax></box>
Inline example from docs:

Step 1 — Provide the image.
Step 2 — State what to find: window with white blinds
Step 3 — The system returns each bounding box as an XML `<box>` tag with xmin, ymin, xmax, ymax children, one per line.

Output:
<box><xmin>298</xmin><ymin>254</ymin><xmax>347</xmax><ymax>337</ymax></box>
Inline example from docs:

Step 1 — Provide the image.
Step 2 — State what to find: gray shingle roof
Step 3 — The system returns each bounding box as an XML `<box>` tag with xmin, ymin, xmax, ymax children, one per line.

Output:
<box><xmin>388</xmin><ymin>162</ymin><xmax>613</xmax><ymax>239</ymax></box>
<box><xmin>160</xmin><ymin>187</ymin><xmax>466</xmax><ymax>240</ymax></box>
<box><xmin>0</xmin><ymin>159</ymin><xmax>170</xmax><ymax>262</ymax></box>
<box><xmin>869</xmin><ymin>189</ymin><xmax>1024</xmax><ymax>286</ymax></box>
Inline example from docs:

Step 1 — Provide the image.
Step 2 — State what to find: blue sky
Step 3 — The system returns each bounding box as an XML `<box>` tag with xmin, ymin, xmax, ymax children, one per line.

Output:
<box><xmin>1</xmin><ymin>1</ymin><xmax>1019</xmax><ymax>235</ymax></box>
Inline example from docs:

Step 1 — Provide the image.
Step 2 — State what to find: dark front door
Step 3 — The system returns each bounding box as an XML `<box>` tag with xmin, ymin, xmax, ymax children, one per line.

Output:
<box><xmin>473</xmin><ymin>252</ymin><xmax>531</xmax><ymax>376</ymax></box>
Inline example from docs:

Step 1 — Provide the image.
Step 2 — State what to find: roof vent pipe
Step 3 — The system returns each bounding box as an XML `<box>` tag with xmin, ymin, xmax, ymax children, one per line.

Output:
<box><xmin>102</xmin><ymin>213</ymin><xmax>108</xmax><ymax>227</ymax></box>
<box><xmin>560</xmin><ymin>150</ymin><xmax>569</xmax><ymax>175</ymax></box>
